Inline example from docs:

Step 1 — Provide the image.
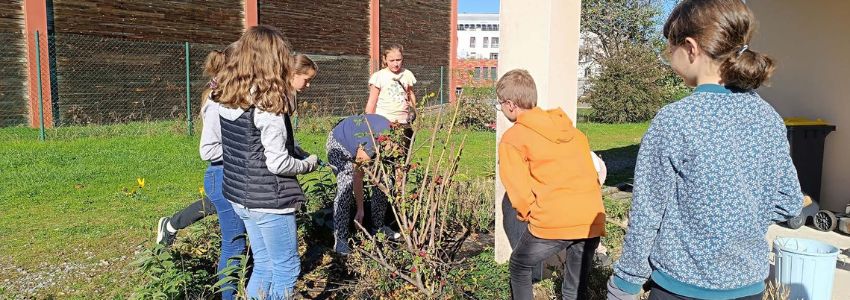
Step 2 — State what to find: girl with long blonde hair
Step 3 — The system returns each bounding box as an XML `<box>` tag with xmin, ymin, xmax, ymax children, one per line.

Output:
<box><xmin>217</xmin><ymin>25</ymin><xmax>319</xmax><ymax>299</ymax></box>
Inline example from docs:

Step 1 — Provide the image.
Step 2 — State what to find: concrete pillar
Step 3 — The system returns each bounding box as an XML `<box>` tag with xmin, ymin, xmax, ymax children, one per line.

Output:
<box><xmin>494</xmin><ymin>0</ymin><xmax>582</xmax><ymax>263</ymax></box>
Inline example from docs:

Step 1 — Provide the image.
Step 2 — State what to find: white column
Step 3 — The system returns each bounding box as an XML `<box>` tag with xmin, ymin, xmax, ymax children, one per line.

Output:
<box><xmin>494</xmin><ymin>0</ymin><xmax>583</xmax><ymax>263</ymax></box>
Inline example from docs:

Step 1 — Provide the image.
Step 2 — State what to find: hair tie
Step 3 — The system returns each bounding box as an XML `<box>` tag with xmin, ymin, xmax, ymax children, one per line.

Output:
<box><xmin>208</xmin><ymin>78</ymin><xmax>218</xmax><ymax>89</ymax></box>
<box><xmin>736</xmin><ymin>44</ymin><xmax>749</xmax><ymax>57</ymax></box>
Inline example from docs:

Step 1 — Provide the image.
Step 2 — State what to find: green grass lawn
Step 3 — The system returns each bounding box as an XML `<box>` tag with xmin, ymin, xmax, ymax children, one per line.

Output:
<box><xmin>0</xmin><ymin>118</ymin><xmax>647</xmax><ymax>297</ymax></box>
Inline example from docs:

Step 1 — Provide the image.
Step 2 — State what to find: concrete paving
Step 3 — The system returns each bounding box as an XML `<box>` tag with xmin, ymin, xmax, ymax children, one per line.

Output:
<box><xmin>766</xmin><ymin>225</ymin><xmax>850</xmax><ymax>299</ymax></box>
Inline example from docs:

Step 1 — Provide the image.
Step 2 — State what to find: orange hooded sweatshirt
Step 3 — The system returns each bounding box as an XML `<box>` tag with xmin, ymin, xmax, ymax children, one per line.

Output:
<box><xmin>498</xmin><ymin>107</ymin><xmax>605</xmax><ymax>240</ymax></box>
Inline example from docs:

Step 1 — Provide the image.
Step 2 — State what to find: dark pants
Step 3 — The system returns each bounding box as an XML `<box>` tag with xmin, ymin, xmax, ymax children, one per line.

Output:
<box><xmin>648</xmin><ymin>283</ymin><xmax>763</xmax><ymax>300</ymax></box>
<box><xmin>509</xmin><ymin>229</ymin><xmax>600</xmax><ymax>300</ymax></box>
<box><xmin>170</xmin><ymin>197</ymin><xmax>216</xmax><ymax>230</ymax></box>
<box><xmin>503</xmin><ymin>195</ymin><xmax>544</xmax><ymax>281</ymax></box>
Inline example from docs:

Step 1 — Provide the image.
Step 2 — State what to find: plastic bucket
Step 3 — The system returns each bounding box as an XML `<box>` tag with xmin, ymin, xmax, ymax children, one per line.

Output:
<box><xmin>773</xmin><ymin>237</ymin><xmax>839</xmax><ymax>300</ymax></box>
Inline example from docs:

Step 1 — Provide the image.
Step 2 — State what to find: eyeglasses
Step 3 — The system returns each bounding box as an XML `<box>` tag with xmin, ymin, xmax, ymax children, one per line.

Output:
<box><xmin>494</xmin><ymin>100</ymin><xmax>511</xmax><ymax>111</ymax></box>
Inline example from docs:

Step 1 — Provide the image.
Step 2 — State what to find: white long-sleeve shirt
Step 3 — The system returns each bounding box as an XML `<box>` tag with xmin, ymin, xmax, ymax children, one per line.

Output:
<box><xmin>199</xmin><ymin>101</ymin><xmax>222</xmax><ymax>162</ymax></box>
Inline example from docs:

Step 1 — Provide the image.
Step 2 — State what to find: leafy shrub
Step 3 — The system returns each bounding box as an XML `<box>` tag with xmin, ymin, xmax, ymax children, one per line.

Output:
<box><xmin>132</xmin><ymin>219</ymin><xmax>221</xmax><ymax>299</ymax></box>
<box><xmin>344</xmin><ymin>102</ymin><xmax>491</xmax><ymax>298</ymax></box>
<box><xmin>445</xmin><ymin>178</ymin><xmax>495</xmax><ymax>232</ymax></box>
<box><xmin>586</xmin><ymin>44</ymin><xmax>685</xmax><ymax>123</ymax></box>
<box><xmin>457</xmin><ymin>87</ymin><xmax>497</xmax><ymax>131</ymax></box>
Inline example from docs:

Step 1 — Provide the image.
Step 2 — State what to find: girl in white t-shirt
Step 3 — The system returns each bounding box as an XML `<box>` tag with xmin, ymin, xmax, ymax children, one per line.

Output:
<box><xmin>365</xmin><ymin>44</ymin><xmax>417</xmax><ymax>124</ymax></box>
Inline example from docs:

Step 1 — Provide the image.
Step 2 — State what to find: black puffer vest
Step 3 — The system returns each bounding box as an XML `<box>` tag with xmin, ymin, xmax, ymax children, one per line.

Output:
<box><xmin>220</xmin><ymin>107</ymin><xmax>305</xmax><ymax>210</ymax></box>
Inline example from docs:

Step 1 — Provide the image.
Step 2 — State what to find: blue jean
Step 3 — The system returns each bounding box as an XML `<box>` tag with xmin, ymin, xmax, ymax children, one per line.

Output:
<box><xmin>205</xmin><ymin>165</ymin><xmax>247</xmax><ymax>300</ymax></box>
<box><xmin>233</xmin><ymin>205</ymin><xmax>299</xmax><ymax>299</ymax></box>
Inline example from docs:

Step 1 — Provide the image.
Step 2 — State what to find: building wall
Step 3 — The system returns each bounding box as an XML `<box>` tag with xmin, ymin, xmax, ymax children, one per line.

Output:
<box><xmin>258</xmin><ymin>0</ymin><xmax>372</xmax><ymax>115</ymax></box>
<box><xmin>52</xmin><ymin>0</ymin><xmax>243</xmax><ymax>43</ymax></box>
<box><xmin>457</xmin><ymin>29</ymin><xmax>500</xmax><ymax>59</ymax></box>
<box><xmin>380</xmin><ymin>0</ymin><xmax>451</xmax><ymax>105</ymax></box>
<box><xmin>456</xmin><ymin>14</ymin><xmax>499</xmax><ymax>59</ymax></box>
<box><xmin>0</xmin><ymin>1</ymin><xmax>453</xmax><ymax>125</ymax></box>
<box><xmin>258</xmin><ymin>0</ymin><xmax>369</xmax><ymax>56</ymax></box>
<box><xmin>749</xmin><ymin>0</ymin><xmax>850</xmax><ymax>211</ymax></box>
<box><xmin>0</xmin><ymin>0</ymin><xmax>27</xmax><ymax>126</ymax></box>
<box><xmin>49</xmin><ymin>0</ymin><xmax>244</xmax><ymax>124</ymax></box>
<box><xmin>453</xmin><ymin>59</ymin><xmax>498</xmax><ymax>89</ymax></box>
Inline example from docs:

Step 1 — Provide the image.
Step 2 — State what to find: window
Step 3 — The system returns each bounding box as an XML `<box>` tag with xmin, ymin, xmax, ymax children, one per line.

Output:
<box><xmin>483</xmin><ymin>66</ymin><xmax>489</xmax><ymax>79</ymax></box>
<box><xmin>469</xmin><ymin>37</ymin><xmax>476</xmax><ymax>48</ymax></box>
<box><xmin>584</xmin><ymin>67</ymin><xmax>592</xmax><ymax>77</ymax></box>
<box><xmin>474</xmin><ymin>67</ymin><xmax>482</xmax><ymax>79</ymax></box>
<box><xmin>483</xmin><ymin>37</ymin><xmax>489</xmax><ymax>48</ymax></box>
<box><xmin>490</xmin><ymin>53</ymin><xmax>499</xmax><ymax>59</ymax></box>
<box><xmin>491</xmin><ymin>37</ymin><xmax>499</xmax><ymax>48</ymax></box>
<box><xmin>490</xmin><ymin>67</ymin><xmax>497</xmax><ymax>80</ymax></box>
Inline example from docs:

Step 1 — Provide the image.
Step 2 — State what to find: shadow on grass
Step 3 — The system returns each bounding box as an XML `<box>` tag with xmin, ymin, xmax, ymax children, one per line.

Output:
<box><xmin>596</xmin><ymin>144</ymin><xmax>639</xmax><ymax>185</ymax></box>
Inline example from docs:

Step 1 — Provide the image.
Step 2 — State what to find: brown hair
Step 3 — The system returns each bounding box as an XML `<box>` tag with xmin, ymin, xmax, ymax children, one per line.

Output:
<box><xmin>496</xmin><ymin>69</ymin><xmax>537</xmax><ymax>109</ymax></box>
<box><xmin>291</xmin><ymin>53</ymin><xmax>318</xmax><ymax>75</ymax></box>
<box><xmin>199</xmin><ymin>42</ymin><xmax>238</xmax><ymax>117</ymax></box>
<box><xmin>663</xmin><ymin>0</ymin><xmax>775</xmax><ymax>90</ymax></box>
<box><xmin>217</xmin><ymin>25</ymin><xmax>295</xmax><ymax>115</ymax></box>
<box><xmin>381</xmin><ymin>44</ymin><xmax>404</xmax><ymax>68</ymax></box>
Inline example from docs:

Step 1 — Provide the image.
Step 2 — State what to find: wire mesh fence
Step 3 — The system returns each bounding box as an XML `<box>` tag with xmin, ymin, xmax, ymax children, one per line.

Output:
<box><xmin>0</xmin><ymin>31</ymin><xmax>28</xmax><ymax>129</ymax></box>
<box><xmin>0</xmin><ymin>31</ymin><xmax>450</xmax><ymax>141</ymax></box>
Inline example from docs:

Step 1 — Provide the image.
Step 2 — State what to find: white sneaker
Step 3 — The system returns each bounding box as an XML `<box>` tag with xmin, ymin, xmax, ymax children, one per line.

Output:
<box><xmin>378</xmin><ymin>226</ymin><xmax>402</xmax><ymax>240</ymax></box>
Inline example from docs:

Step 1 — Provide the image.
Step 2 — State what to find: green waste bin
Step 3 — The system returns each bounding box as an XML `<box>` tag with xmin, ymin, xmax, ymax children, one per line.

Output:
<box><xmin>783</xmin><ymin>118</ymin><xmax>836</xmax><ymax>230</ymax></box>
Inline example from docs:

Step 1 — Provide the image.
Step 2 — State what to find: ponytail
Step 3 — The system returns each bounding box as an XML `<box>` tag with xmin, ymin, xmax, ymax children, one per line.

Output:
<box><xmin>720</xmin><ymin>46</ymin><xmax>775</xmax><ymax>90</ymax></box>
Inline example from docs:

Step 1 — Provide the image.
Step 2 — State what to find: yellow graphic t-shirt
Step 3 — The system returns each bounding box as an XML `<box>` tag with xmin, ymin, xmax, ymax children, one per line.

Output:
<box><xmin>369</xmin><ymin>68</ymin><xmax>417</xmax><ymax>123</ymax></box>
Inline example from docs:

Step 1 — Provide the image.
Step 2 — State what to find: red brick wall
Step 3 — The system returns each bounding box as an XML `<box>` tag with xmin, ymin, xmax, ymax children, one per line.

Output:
<box><xmin>453</xmin><ymin>59</ymin><xmax>498</xmax><ymax>88</ymax></box>
<box><xmin>258</xmin><ymin>0</ymin><xmax>370</xmax><ymax>56</ymax></box>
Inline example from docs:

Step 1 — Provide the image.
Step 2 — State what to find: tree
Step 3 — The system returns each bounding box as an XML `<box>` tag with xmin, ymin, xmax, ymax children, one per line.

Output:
<box><xmin>585</xmin><ymin>44</ymin><xmax>670</xmax><ymax>123</ymax></box>
<box><xmin>580</xmin><ymin>0</ymin><xmax>661</xmax><ymax>63</ymax></box>
<box><xmin>580</xmin><ymin>0</ymin><xmax>689</xmax><ymax>123</ymax></box>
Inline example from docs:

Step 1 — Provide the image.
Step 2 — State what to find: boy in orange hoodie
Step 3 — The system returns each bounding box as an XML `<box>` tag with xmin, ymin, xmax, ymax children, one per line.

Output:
<box><xmin>497</xmin><ymin>69</ymin><xmax>605</xmax><ymax>300</ymax></box>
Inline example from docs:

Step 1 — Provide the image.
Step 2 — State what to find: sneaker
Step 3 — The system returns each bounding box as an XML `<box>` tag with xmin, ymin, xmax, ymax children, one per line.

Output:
<box><xmin>156</xmin><ymin>217</ymin><xmax>176</xmax><ymax>246</ymax></box>
<box><xmin>333</xmin><ymin>237</ymin><xmax>352</xmax><ymax>256</ymax></box>
<box><xmin>377</xmin><ymin>226</ymin><xmax>402</xmax><ymax>241</ymax></box>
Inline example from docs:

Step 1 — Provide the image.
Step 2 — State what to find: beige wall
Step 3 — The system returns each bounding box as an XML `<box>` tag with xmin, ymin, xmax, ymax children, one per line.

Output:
<box><xmin>494</xmin><ymin>0</ymin><xmax>582</xmax><ymax>263</ymax></box>
<box><xmin>748</xmin><ymin>1</ymin><xmax>850</xmax><ymax>212</ymax></box>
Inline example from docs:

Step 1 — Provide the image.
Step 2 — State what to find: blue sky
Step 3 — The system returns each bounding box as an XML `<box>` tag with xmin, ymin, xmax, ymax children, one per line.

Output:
<box><xmin>458</xmin><ymin>0</ymin><xmax>499</xmax><ymax>14</ymax></box>
<box><xmin>458</xmin><ymin>0</ymin><xmax>676</xmax><ymax>21</ymax></box>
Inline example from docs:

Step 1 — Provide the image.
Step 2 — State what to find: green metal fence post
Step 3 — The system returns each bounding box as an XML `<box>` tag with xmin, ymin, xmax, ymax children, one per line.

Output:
<box><xmin>185</xmin><ymin>42</ymin><xmax>192</xmax><ymax>135</ymax></box>
<box><xmin>439</xmin><ymin>66</ymin><xmax>445</xmax><ymax>105</ymax></box>
<box><xmin>36</xmin><ymin>31</ymin><xmax>46</xmax><ymax>141</ymax></box>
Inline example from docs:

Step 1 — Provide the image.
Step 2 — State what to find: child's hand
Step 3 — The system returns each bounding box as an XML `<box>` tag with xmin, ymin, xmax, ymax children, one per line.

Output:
<box><xmin>355</xmin><ymin>207</ymin><xmax>365</xmax><ymax>225</ymax></box>
<box><xmin>304</xmin><ymin>155</ymin><xmax>319</xmax><ymax>172</ymax></box>
<box><xmin>803</xmin><ymin>195</ymin><xmax>813</xmax><ymax>207</ymax></box>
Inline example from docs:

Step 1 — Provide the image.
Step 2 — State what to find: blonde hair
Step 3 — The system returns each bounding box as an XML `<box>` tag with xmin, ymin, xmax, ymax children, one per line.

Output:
<box><xmin>496</xmin><ymin>69</ymin><xmax>537</xmax><ymax>109</ymax></box>
<box><xmin>381</xmin><ymin>44</ymin><xmax>404</xmax><ymax>68</ymax></box>
<box><xmin>217</xmin><ymin>25</ymin><xmax>295</xmax><ymax>115</ymax></box>
<box><xmin>199</xmin><ymin>42</ymin><xmax>237</xmax><ymax>117</ymax></box>
<box><xmin>291</xmin><ymin>53</ymin><xmax>318</xmax><ymax>75</ymax></box>
<box><xmin>663</xmin><ymin>0</ymin><xmax>774</xmax><ymax>90</ymax></box>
